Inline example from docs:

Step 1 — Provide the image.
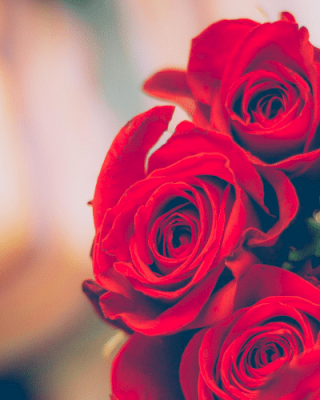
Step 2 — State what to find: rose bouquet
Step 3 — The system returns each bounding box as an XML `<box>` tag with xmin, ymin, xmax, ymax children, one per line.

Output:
<box><xmin>83</xmin><ymin>12</ymin><xmax>320</xmax><ymax>399</ymax></box>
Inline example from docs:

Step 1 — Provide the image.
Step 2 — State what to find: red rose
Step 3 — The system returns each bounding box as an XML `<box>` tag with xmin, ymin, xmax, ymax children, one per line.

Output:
<box><xmin>180</xmin><ymin>265</ymin><xmax>320</xmax><ymax>400</ymax></box>
<box><xmin>111</xmin><ymin>338</ymin><xmax>320</xmax><ymax>400</ymax></box>
<box><xmin>143</xmin><ymin>12</ymin><xmax>320</xmax><ymax>177</ymax></box>
<box><xmin>84</xmin><ymin>106</ymin><xmax>297</xmax><ymax>335</ymax></box>
<box><xmin>109</xmin><ymin>266</ymin><xmax>320</xmax><ymax>399</ymax></box>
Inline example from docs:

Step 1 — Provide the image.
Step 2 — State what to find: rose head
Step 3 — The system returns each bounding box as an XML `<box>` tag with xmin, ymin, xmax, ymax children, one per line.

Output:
<box><xmin>84</xmin><ymin>106</ymin><xmax>297</xmax><ymax>335</ymax></box>
<box><xmin>181</xmin><ymin>296</ymin><xmax>320</xmax><ymax>400</ymax></box>
<box><xmin>144</xmin><ymin>12</ymin><xmax>320</xmax><ymax>177</ymax></box>
<box><xmin>180</xmin><ymin>265</ymin><xmax>320</xmax><ymax>400</ymax></box>
<box><xmin>109</xmin><ymin>266</ymin><xmax>320</xmax><ymax>400</ymax></box>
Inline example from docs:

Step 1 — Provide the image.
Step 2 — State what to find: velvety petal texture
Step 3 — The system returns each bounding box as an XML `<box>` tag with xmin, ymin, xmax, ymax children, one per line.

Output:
<box><xmin>85</xmin><ymin>107</ymin><xmax>298</xmax><ymax>335</ymax></box>
<box><xmin>180</xmin><ymin>265</ymin><xmax>320</xmax><ymax>399</ymax></box>
<box><xmin>143</xmin><ymin>12</ymin><xmax>320</xmax><ymax>177</ymax></box>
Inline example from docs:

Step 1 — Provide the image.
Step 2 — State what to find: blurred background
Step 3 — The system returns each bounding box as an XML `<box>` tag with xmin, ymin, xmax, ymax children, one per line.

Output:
<box><xmin>0</xmin><ymin>0</ymin><xmax>318</xmax><ymax>398</ymax></box>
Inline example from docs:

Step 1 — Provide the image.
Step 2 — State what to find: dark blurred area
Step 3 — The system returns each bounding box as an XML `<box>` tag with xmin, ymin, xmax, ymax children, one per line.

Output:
<box><xmin>0</xmin><ymin>375</ymin><xmax>31</xmax><ymax>400</ymax></box>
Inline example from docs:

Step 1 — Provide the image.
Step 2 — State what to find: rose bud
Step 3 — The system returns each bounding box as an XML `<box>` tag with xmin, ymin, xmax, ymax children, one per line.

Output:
<box><xmin>83</xmin><ymin>106</ymin><xmax>298</xmax><ymax>335</ymax></box>
<box><xmin>143</xmin><ymin>12</ymin><xmax>320</xmax><ymax>177</ymax></box>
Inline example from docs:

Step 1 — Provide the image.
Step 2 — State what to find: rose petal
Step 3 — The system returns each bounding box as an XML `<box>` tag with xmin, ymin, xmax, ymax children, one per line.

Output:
<box><xmin>194</xmin><ymin>265</ymin><xmax>320</xmax><ymax>329</ymax></box>
<box><xmin>109</xmin><ymin>266</ymin><xmax>222</xmax><ymax>335</ymax></box>
<box><xmin>142</xmin><ymin>69</ymin><xmax>197</xmax><ymax>117</ymax></box>
<box><xmin>180</xmin><ymin>328</ymin><xmax>208</xmax><ymax>400</ymax></box>
<box><xmin>147</xmin><ymin>123</ymin><xmax>267</xmax><ymax>211</ymax></box>
<box><xmin>245</xmin><ymin>165</ymin><xmax>299</xmax><ymax>248</ymax></box>
<box><xmin>187</xmin><ymin>19</ymin><xmax>259</xmax><ymax>104</ymax></box>
<box><xmin>82</xmin><ymin>279</ymin><xmax>133</xmax><ymax>334</ymax></box>
<box><xmin>280</xmin><ymin>12</ymin><xmax>296</xmax><ymax>24</ymax></box>
<box><xmin>92</xmin><ymin>106</ymin><xmax>174</xmax><ymax>230</ymax></box>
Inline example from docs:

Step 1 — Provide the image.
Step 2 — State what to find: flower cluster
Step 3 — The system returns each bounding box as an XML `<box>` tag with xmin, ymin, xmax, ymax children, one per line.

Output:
<box><xmin>83</xmin><ymin>12</ymin><xmax>320</xmax><ymax>399</ymax></box>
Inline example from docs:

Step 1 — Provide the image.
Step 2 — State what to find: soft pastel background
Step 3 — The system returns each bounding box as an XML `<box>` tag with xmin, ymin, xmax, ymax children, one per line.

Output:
<box><xmin>0</xmin><ymin>0</ymin><xmax>318</xmax><ymax>398</ymax></box>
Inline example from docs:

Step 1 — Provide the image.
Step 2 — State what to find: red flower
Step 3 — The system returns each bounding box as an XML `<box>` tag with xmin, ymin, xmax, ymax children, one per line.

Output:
<box><xmin>84</xmin><ymin>106</ymin><xmax>297</xmax><ymax>335</ymax></box>
<box><xmin>180</xmin><ymin>265</ymin><xmax>320</xmax><ymax>400</ymax></box>
<box><xmin>144</xmin><ymin>12</ymin><xmax>320</xmax><ymax>177</ymax></box>
<box><xmin>110</xmin><ymin>266</ymin><xmax>320</xmax><ymax>400</ymax></box>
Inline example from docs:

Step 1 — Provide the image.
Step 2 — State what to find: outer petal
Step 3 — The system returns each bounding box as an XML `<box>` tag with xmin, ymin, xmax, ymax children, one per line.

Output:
<box><xmin>280</xmin><ymin>12</ymin><xmax>297</xmax><ymax>23</ymax></box>
<box><xmin>191</xmin><ymin>264</ymin><xmax>320</xmax><ymax>329</ymax></box>
<box><xmin>92</xmin><ymin>106</ymin><xmax>174</xmax><ymax>230</ymax></box>
<box><xmin>262</xmin><ymin>147</ymin><xmax>320</xmax><ymax>179</ymax></box>
<box><xmin>82</xmin><ymin>279</ymin><xmax>133</xmax><ymax>334</ymax></box>
<box><xmin>142</xmin><ymin>69</ymin><xmax>196</xmax><ymax>115</ymax></box>
<box><xmin>313</xmin><ymin>46</ymin><xmax>320</xmax><ymax>63</ymax></box>
<box><xmin>187</xmin><ymin>19</ymin><xmax>259</xmax><ymax>104</ymax></box>
<box><xmin>143</xmin><ymin>70</ymin><xmax>212</xmax><ymax>128</ymax></box>
<box><xmin>180</xmin><ymin>328</ymin><xmax>208</xmax><ymax>400</ymax></box>
<box><xmin>104</xmin><ymin>266</ymin><xmax>222</xmax><ymax>335</ymax></box>
<box><xmin>111</xmin><ymin>332</ymin><xmax>190</xmax><ymax>400</ymax></box>
<box><xmin>245</xmin><ymin>165</ymin><xmax>299</xmax><ymax>248</ymax></box>
<box><xmin>234</xmin><ymin>265</ymin><xmax>320</xmax><ymax>309</ymax></box>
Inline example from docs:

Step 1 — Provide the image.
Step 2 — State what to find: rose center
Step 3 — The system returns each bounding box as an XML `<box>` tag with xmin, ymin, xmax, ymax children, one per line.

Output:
<box><xmin>172</xmin><ymin>226</ymin><xmax>192</xmax><ymax>248</ymax></box>
<box><xmin>157</xmin><ymin>212</ymin><xmax>196</xmax><ymax>258</ymax></box>
<box><xmin>249</xmin><ymin>89</ymin><xmax>284</xmax><ymax>120</ymax></box>
<box><xmin>261</xmin><ymin>96</ymin><xmax>282</xmax><ymax>118</ymax></box>
<box><xmin>249</xmin><ymin>341</ymin><xmax>284</xmax><ymax>368</ymax></box>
